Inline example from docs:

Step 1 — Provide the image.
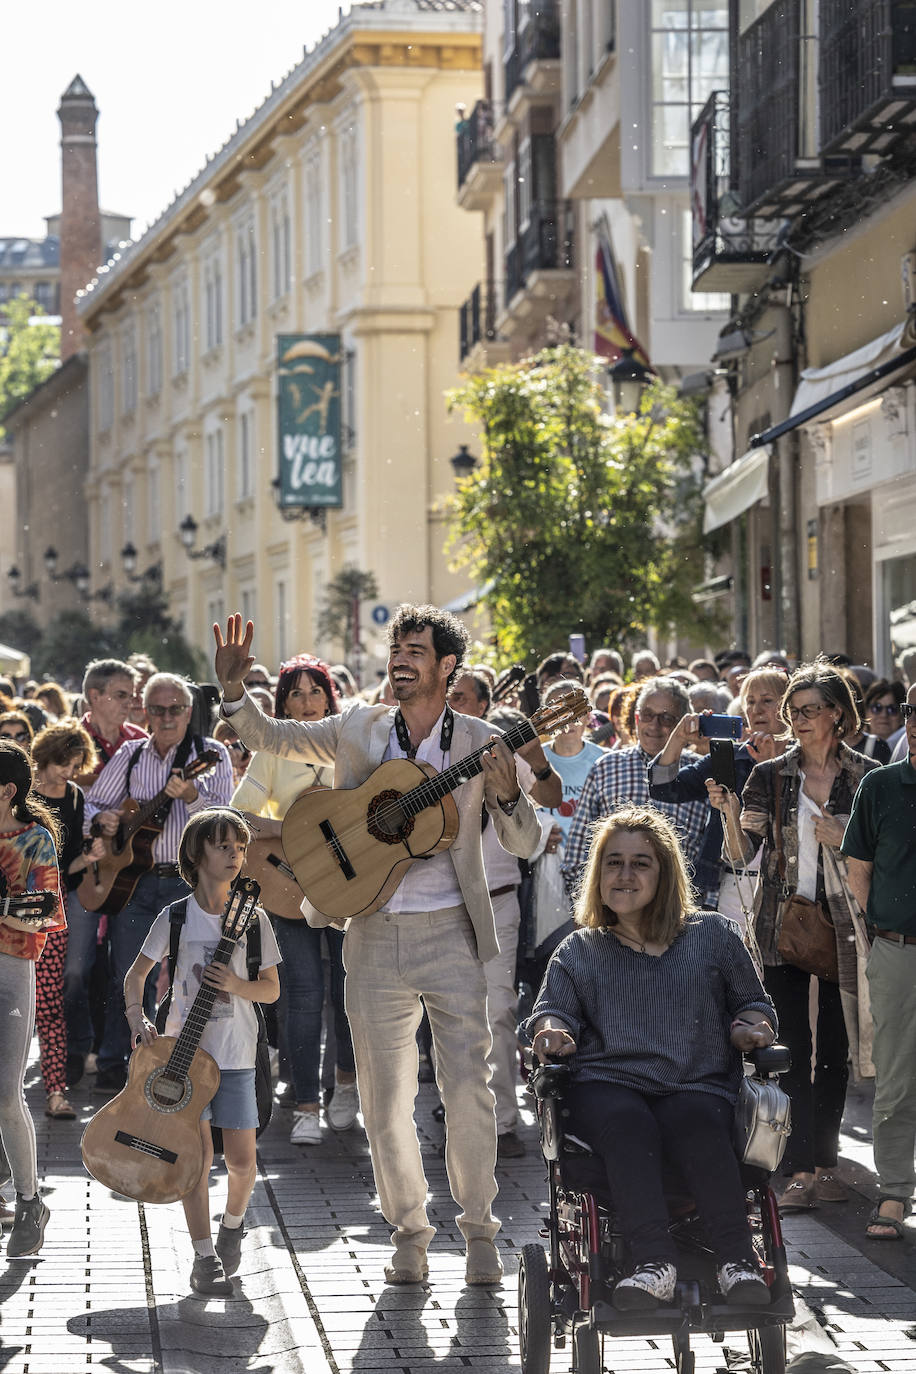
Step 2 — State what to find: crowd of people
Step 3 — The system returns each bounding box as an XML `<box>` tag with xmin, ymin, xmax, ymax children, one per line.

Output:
<box><xmin>0</xmin><ymin>617</ymin><xmax>913</xmax><ymax>1295</ymax></box>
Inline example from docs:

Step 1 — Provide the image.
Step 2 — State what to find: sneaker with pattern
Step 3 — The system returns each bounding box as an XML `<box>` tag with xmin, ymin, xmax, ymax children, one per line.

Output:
<box><xmin>612</xmin><ymin>1260</ymin><xmax>677</xmax><ymax>1310</ymax></box>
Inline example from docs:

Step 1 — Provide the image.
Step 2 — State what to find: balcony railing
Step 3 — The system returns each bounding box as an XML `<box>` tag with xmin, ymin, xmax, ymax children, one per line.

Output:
<box><xmin>736</xmin><ymin>0</ymin><xmax>859</xmax><ymax>216</ymax></box>
<box><xmin>459</xmin><ymin>283</ymin><xmax>499</xmax><ymax>362</ymax></box>
<box><xmin>504</xmin><ymin>199</ymin><xmax>575</xmax><ymax>307</ymax></box>
<box><xmin>457</xmin><ymin>100</ymin><xmax>498</xmax><ymax>190</ymax></box>
<box><xmin>505</xmin><ymin>1</ymin><xmax>561</xmax><ymax>104</ymax></box>
<box><xmin>820</xmin><ymin>0</ymin><xmax>916</xmax><ymax>154</ymax></box>
<box><xmin>690</xmin><ymin>92</ymin><xmax>782</xmax><ymax>292</ymax></box>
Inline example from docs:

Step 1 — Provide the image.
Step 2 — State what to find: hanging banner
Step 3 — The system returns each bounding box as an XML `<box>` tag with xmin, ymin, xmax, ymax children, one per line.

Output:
<box><xmin>276</xmin><ymin>333</ymin><xmax>343</xmax><ymax>508</ymax></box>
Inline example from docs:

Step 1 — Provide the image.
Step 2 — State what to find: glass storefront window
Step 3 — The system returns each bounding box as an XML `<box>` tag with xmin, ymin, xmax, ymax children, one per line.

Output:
<box><xmin>650</xmin><ymin>0</ymin><xmax>729</xmax><ymax>177</ymax></box>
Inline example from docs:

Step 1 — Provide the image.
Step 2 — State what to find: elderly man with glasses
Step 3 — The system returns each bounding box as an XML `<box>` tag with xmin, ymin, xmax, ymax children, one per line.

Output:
<box><xmin>562</xmin><ymin>676</ymin><xmax>708</xmax><ymax>899</ymax></box>
<box><xmin>78</xmin><ymin>673</ymin><xmax>234</xmax><ymax>1092</ymax></box>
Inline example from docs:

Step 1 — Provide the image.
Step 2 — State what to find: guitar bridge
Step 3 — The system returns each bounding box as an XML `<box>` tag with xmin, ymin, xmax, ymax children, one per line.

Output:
<box><xmin>114</xmin><ymin>1130</ymin><xmax>178</xmax><ymax>1164</ymax></box>
<box><xmin>319</xmin><ymin>820</ymin><xmax>356</xmax><ymax>881</ymax></box>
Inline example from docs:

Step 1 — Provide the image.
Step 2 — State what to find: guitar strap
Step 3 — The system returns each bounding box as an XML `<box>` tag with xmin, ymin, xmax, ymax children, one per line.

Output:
<box><xmin>394</xmin><ymin>706</ymin><xmax>454</xmax><ymax>760</ymax></box>
<box><xmin>160</xmin><ymin>896</ymin><xmax>263</xmax><ymax>1018</ymax></box>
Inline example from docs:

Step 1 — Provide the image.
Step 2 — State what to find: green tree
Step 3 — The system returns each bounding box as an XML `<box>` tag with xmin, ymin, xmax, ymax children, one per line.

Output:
<box><xmin>316</xmin><ymin>566</ymin><xmax>379</xmax><ymax>660</ymax></box>
<box><xmin>0</xmin><ymin>609</ymin><xmax>43</xmax><ymax>661</ymax></box>
<box><xmin>114</xmin><ymin>583</ymin><xmax>207</xmax><ymax>680</ymax></box>
<box><xmin>0</xmin><ymin>295</ymin><xmax>60</xmax><ymax>437</ymax></box>
<box><xmin>31</xmin><ymin>610</ymin><xmax>113</xmax><ymax>683</ymax></box>
<box><xmin>447</xmin><ymin>344</ymin><xmax>721</xmax><ymax>664</ymax></box>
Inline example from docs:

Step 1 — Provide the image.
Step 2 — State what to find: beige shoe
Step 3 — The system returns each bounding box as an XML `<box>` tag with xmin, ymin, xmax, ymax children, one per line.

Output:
<box><xmin>384</xmin><ymin>1241</ymin><xmax>429</xmax><ymax>1285</ymax></box>
<box><xmin>814</xmin><ymin>1171</ymin><xmax>849</xmax><ymax>1203</ymax></box>
<box><xmin>465</xmin><ymin>1237</ymin><xmax>503</xmax><ymax>1285</ymax></box>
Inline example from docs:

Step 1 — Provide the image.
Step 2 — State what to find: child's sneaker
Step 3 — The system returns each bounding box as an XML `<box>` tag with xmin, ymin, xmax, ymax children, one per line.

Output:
<box><xmin>215</xmin><ymin>1223</ymin><xmax>245</xmax><ymax>1277</ymax></box>
<box><xmin>6</xmin><ymin>1194</ymin><xmax>50</xmax><ymax>1258</ymax></box>
<box><xmin>190</xmin><ymin>1253</ymin><xmax>233</xmax><ymax>1296</ymax></box>
<box><xmin>612</xmin><ymin>1260</ymin><xmax>677</xmax><ymax>1310</ymax></box>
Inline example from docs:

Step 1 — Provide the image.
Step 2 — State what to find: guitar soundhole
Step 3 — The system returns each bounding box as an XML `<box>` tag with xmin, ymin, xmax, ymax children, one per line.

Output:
<box><xmin>145</xmin><ymin>1066</ymin><xmax>192</xmax><ymax>1113</ymax></box>
<box><xmin>367</xmin><ymin>789</ymin><xmax>415</xmax><ymax>845</ymax></box>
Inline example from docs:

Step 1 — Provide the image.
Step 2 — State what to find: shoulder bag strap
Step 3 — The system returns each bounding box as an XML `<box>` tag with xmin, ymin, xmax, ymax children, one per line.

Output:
<box><xmin>166</xmin><ymin>896</ymin><xmax>190</xmax><ymax>989</ymax></box>
<box><xmin>772</xmin><ymin>764</ymin><xmax>787</xmax><ymax>886</ymax></box>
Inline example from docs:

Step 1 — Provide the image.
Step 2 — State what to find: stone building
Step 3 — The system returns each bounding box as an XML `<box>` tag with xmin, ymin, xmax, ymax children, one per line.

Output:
<box><xmin>76</xmin><ymin>0</ymin><xmax>485</xmax><ymax>677</ymax></box>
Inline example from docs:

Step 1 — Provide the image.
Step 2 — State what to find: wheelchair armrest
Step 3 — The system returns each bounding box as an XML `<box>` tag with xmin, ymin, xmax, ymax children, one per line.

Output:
<box><xmin>528</xmin><ymin>1060</ymin><xmax>571</xmax><ymax>1100</ymax></box>
<box><xmin>747</xmin><ymin>1042</ymin><xmax>791</xmax><ymax>1076</ymax></box>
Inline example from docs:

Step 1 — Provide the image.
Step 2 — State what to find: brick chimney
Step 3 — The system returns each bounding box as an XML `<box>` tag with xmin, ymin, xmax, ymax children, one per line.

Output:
<box><xmin>58</xmin><ymin>75</ymin><xmax>102</xmax><ymax>361</ymax></box>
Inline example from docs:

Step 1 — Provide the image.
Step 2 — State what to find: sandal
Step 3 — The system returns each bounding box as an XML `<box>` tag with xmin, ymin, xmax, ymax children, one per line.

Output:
<box><xmin>45</xmin><ymin>1092</ymin><xmax>76</xmax><ymax>1120</ymax></box>
<box><xmin>866</xmin><ymin>1199</ymin><xmax>912</xmax><ymax>1242</ymax></box>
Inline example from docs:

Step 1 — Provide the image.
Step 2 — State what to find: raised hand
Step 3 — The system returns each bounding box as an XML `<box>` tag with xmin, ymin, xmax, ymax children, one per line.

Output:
<box><xmin>214</xmin><ymin>614</ymin><xmax>255</xmax><ymax>701</ymax></box>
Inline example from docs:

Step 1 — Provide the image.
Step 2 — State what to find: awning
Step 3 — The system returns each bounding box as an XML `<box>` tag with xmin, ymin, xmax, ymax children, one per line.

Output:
<box><xmin>702</xmin><ymin>445</ymin><xmax>771</xmax><ymax>534</ymax></box>
<box><xmin>0</xmin><ymin>642</ymin><xmax>30</xmax><ymax>677</ymax></box>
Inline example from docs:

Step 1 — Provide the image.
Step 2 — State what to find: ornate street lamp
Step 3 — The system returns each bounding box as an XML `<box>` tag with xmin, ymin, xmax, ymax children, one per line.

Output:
<box><xmin>449</xmin><ymin>443</ymin><xmax>477</xmax><ymax>480</ymax></box>
<box><xmin>608</xmin><ymin>346</ymin><xmax>655</xmax><ymax>415</ymax></box>
<box><xmin>179</xmin><ymin>515</ymin><xmax>226</xmax><ymax>569</ymax></box>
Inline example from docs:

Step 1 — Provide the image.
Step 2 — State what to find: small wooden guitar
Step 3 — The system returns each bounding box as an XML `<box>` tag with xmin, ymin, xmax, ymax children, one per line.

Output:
<box><xmin>0</xmin><ymin>890</ymin><xmax>60</xmax><ymax>927</ymax></box>
<box><xmin>281</xmin><ymin>688</ymin><xmax>589</xmax><ymax>922</ymax></box>
<box><xmin>80</xmin><ymin>876</ymin><xmax>261</xmax><ymax>1205</ymax></box>
<box><xmin>80</xmin><ymin>750</ymin><xmax>221</xmax><ymax>915</ymax></box>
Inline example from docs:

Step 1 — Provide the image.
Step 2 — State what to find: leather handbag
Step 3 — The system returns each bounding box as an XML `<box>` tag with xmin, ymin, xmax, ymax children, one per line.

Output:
<box><xmin>733</xmin><ymin>1073</ymin><xmax>792</xmax><ymax>1173</ymax></box>
<box><xmin>771</xmin><ymin>766</ymin><xmax>839</xmax><ymax>983</ymax></box>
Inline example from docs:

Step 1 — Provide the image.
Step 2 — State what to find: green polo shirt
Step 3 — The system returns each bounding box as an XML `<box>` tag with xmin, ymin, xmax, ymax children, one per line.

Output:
<box><xmin>842</xmin><ymin>758</ymin><xmax>916</xmax><ymax>934</ymax></box>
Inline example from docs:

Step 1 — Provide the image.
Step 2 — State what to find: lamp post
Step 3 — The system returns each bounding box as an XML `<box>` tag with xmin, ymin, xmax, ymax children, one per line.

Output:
<box><xmin>179</xmin><ymin>515</ymin><xmax>227</xmax><ymax>569</ymax></box>
<box><xmin>449</xmin><ymin>443</ymin><xmax>477</xmax><ymax>480</ymax></box>
<box><xmin>608</xmin><ymin>346</ymin><xmax>655</xmax><ymax>416</ymax></box>
<box><xmin>121</xmin><ymin>542</ymin><xmax>162</xmax><ymax>585</ymax></box>
<box><xmin>73</xmin><ymin>564</ymin><xmax>113</xmax><ymax>604</ymax></box>
<box><xmin>44</xmin><ymin>546</ymin><xmax>84</xmax><ymax>584</ymax></box>
<box><xmin>6</xmin><ymin>567</ymin><xmax>39</xmax><ymax>601</ymax></box>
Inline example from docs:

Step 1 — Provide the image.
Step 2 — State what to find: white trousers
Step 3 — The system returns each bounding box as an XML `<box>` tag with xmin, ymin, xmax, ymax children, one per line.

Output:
<box><xmin>484</xmin><ymin>889</ymin><xmax>522</xmax><ymax>1133</ymax></box>
<box><xmin>343</xmin><ymin>903</ymin><xmax>500</xmax><ymax>1247</ymax></box>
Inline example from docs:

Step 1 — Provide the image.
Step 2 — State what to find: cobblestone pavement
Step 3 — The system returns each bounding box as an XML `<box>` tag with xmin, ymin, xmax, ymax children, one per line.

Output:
<box><xmin>1</xmin><ymin>1059</ymin><xmax>913</xmax><ymax>1373</ymax></box>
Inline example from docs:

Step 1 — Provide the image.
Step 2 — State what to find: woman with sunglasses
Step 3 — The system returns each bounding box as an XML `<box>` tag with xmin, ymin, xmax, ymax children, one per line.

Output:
<box><xmin>862</xmin><ymin>679</ymin><xmax>905</xmax><ymax>759</ymax></box>
<box><xmin>708</xmin><ymin>661</ymin><xmax>878</xmax><ymax>1212</ymax></box>
<box><xmin>0</xmin><ymin>713</ymin><xmax>34</xmax><ymax>752</ymax></box>
<box><xmin>230</xmin><ymin>654</ymin><xmax>357</xmax><ymax>1146</ymax></box>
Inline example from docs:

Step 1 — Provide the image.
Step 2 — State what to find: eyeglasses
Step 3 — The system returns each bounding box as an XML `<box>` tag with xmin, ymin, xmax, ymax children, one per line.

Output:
<box><xmin>786</xmin><ymin>703</ymin><xmax>827</xmax><ymax>721</ymax></box>
<box><xmin>900</xmin><ymin>703</ymin><xmax>916</xmax><ymax>721</ymax></box>
<box><xmin>637</xmin><ymin>709</ymin><xmax>678</xmax><ymax>729</ymax></box>
<box><xmin>103</xmin><ymin>690</ymin><xmax>133</xmax><ymax>702</ymax></box>
<box><xmin>870</xmin><ymin>702</ymin><xmax>900</xmax><ymax>717</ymax></box>
<box><xmin>0</xmin><ymin>731</ymin><xmax>29</xmax><ymax>743</ymax></box>
<box><xmin>147</xmin><ymin>704</ymin><xmax>191</xmax><ymax>718</ymax></box>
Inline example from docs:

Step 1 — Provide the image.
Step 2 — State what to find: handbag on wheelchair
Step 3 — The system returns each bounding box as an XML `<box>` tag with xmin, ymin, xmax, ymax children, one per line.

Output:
<box><xmin>733</xmin><ymin>1046</ymin><xmax>792</xmax><ymax>1173</ymax></box>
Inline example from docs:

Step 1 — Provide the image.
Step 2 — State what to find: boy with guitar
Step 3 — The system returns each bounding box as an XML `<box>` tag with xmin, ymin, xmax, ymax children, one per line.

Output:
<box><xmin>122</xmin><ymin>808</ymin><xmax>280</xmax><ymax>1296</ymax></box>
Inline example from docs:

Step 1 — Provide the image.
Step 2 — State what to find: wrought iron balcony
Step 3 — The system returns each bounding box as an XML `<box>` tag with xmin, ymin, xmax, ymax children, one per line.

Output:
<box><xmin>820</xmin><ymin>0</ymin><xmax>916</xmax><ymax>155</ymax></box>
<box><xmin>457</xmin><ymin>100</ymin><xmax>499</xmax><ymax>191</ymax></box>
<box><xmin>737</xmin><ymin>0</ymin><xmax>859</xmax><ymax>217</ymax></box>
<box><xmin>504</xmin><ymin>199</ymin><xmax>575</xmax><ymax>308</ymax></box>
<box><xmin>505</xmin><ymin>1</ymin><xmax>561</xmax><ymax>104</ymax></box>
<box><xmin>459</xmin><ymin>283</ymin><xmax>499</xmax><ymax>363</ymax></box>
<box><xmin>690</xmin><ymin>92</ymin><xmax>782</xmax><ymax>292</ymax></box>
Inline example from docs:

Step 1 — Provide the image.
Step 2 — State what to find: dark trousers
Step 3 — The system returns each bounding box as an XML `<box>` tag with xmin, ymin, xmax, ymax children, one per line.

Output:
<box><xmin>564</xmin><ymin>1081</ymin><xmax>755</xmax><ymax>1267</ymax></box>
<box><xmin>764</xmin><ymin>962</ymin><xmax>848</xmax><ymax>1174</ymax></box>
<box><xmin>273</xmin><ymin>919</ymin><xmax>354</xmax><ymax>1104</ymax></box>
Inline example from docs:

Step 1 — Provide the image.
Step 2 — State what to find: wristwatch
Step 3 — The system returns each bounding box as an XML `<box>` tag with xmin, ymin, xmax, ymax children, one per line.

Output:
<box><xmin>497</xmin><ymin>794</ymin><xmax>520</xmax><ymax>816</ymax></box>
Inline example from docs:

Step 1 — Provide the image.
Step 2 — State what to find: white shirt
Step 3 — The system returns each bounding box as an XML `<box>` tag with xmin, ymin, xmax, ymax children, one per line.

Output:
<box><xmin>796</xmin><ymin>773</ymin><xmax>820</xmax><ymax>902</ymax></box>
<box><xmin>381</xmin><ymin>706</ymin><xmax>465</xmax><ymax>914</ymax></box>
<box><xmin>142</xmin><ymin>895</ymin><xmax>281</xmax><ymax>1070</ymax></box>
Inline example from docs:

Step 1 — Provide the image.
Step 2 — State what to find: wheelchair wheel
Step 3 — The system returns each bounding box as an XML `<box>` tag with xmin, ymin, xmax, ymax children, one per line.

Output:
<box><xmin>748</xmin><ymin>1324</ymin><xmax>786</xmax><ymax>1374</ymax></box>
<box><xmin>573</xmin><ymin>1320</ymin><xmax>601</xmax><ymax>1374</ymax></box>
<box><xmin>518</xmin><ymin>1243</ymin><xmax>551</xmax><ymax>1374</ymax></box>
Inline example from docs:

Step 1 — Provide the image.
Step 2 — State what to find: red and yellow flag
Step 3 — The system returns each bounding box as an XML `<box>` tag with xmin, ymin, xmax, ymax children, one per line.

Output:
<box><xmin>594</xmin><ymin>220</ymin><xmax>650</xmax><ymax>366</ymax></box>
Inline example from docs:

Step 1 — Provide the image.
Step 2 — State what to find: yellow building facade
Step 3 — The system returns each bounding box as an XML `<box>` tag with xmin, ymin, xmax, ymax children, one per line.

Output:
<box><xmin>78</xmin><ymin>3</ymin><xmax>484</xmax><ymax>679</ymax></box>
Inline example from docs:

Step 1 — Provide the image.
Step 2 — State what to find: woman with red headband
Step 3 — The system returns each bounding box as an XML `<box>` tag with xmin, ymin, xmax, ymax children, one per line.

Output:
<box><xmin>231</xmin><ymin>654</ymin><xmax>357</xmax><ymax>1145</ymax></box>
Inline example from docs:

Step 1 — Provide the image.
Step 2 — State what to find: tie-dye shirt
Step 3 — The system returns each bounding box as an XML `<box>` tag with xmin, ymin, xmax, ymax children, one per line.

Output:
<box><xmin>0</xmin><ymin>823</ymin><xmax>65</xmax><ymax>962</ymax></box>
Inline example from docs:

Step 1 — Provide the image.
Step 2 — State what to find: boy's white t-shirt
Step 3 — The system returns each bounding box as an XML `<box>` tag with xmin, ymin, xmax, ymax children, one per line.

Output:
<box><xmin>142</xmin><ymin>894</ymin><xmax>281</xmax><ymax>1071</ymax></box>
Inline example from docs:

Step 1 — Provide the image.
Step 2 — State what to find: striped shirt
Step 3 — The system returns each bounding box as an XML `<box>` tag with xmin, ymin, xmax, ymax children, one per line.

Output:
<box><xmin>528</xmin><ymin>915</ymin><xmax>775</xmax><ymax>1102</ymax></box>
<box><xmin>83</xmin><ymin>735</ymin><xmax>234</xmax><ymax>863</ymax></box>
<box><xmin>561</xmin><ymin>745</ymin><xmax>708</xmax><ymax>897</ymax></box>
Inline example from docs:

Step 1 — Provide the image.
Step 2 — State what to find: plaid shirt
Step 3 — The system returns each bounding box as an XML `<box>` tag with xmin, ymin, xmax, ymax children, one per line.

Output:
<box><xmin>561</xmin><ymin>745</ymin><xmax>709</xmax><ymax>898</ymax></box>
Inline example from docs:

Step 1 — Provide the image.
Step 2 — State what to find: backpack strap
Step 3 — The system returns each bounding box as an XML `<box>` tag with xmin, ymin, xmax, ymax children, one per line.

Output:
<box><xmin>245</xmin><ymin>916</ymin><xmax>262</xmax><ymax>982</ymax></box>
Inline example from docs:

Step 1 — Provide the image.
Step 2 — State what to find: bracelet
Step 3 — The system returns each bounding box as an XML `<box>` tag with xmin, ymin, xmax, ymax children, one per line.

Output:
<box><xmin>533</xmin><ymin>762</ymin><xmax>554</xmax><ymax>782</ymax></box>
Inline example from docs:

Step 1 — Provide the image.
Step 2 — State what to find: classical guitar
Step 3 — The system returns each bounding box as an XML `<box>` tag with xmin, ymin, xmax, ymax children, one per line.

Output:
<box><xmin>80</xmin><ymin>750</ymin><xmax>221</xmax><ymax>916</ymax></box>
<box><xmin>281</xmin><ymin>688</ymin><xmax>589</xmax><ymax>923</ymax></box>
<box><xmin>0</xmin><ymin>890</ymin><xmax>59</xmax><ymax>926</ymax></box>
<box><xmin>80</xmin><ymin>876</ymin><xmax>260</xmax><ymax>1205</ymax></box>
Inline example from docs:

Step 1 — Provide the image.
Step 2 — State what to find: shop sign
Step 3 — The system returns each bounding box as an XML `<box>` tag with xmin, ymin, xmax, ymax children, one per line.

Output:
<box><xmin>276</xmin><ymin>334</ymin><xmax>343</xmax><ymax>508</ymax></box>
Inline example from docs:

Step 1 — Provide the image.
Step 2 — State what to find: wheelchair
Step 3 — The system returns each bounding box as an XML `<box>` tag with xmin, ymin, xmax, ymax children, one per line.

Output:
<box><xmin>518</xmin><ymin>1047</ymin><xmax>794</xmax><ymax>1374</ymax></box>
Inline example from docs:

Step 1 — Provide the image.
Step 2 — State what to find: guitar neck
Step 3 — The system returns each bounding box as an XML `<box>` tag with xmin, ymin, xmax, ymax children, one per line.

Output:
<box><xmin>167</xmin><ymin>933</ymin><xmax>238</xmax><ymax>1078</ymax></box>
<box><xmin>400</xmin><ymin>716</ymin><xmax>536</xmax><ymax>818</ymax></box>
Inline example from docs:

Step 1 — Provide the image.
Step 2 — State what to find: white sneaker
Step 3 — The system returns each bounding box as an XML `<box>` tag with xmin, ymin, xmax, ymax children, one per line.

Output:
<box><xmin>717</xmin><ymin>1260</ymin><xmax>770</xmax><ymax>1306</ymax></box>
<box><xmin>613</xmin><ymin>1260</ymin><xmax>677</xmax><ymax>1310</ymax></box>
<box><xmin>290</xmin><ymin>1110</ymin><xmax>322</xmax><ymax>1145</ymax></box>
<box><xmin>327</xmin><ymin>1081</ymin><xmax>359</xmax><ymax>1131</ymax></box>
<box><xmin>84</xmin><ymin>1053</ymin><xmax>98</xmax><ymax>1075</ymax></box>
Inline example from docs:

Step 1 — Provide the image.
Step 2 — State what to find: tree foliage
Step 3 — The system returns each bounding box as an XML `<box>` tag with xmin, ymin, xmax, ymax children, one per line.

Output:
<box><xmin>446</xmin><ymin>345</ymin><xmax>722</xmax><ymax>664</ymax></box>
<box><xmin>316</xmin><ymin>565</ymin><xmax>379</xmax><ymax>659</ymax></box>
<box><xmin>0</xmin><ymin>296</ymin><xmax>60</xmax><ymax>437</ymax></box>
<box><xmin>114</xmin><ymin>583</ymin><xmax>206</xmax><ymax>680</ymax></box>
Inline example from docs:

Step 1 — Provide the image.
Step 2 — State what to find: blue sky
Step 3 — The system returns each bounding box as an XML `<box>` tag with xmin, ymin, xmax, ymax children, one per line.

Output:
<box><xmin>3</xmin><ymin>1</ymin><xmax>349</xmax><ymax>240</ymax></box>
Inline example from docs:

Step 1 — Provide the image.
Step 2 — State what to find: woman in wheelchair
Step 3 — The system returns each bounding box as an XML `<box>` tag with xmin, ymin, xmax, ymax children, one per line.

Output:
<box><xmin>529</xmin><ymin>805</ymin><xmax>777</xmax><ymax>1313</ymax></box>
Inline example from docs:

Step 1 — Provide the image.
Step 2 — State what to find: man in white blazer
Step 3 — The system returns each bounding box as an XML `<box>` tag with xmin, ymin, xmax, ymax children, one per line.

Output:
<box><xmin>214</xmin><ymin>606</ymin><xmax>540</xmax><ymax>1287</ymax></box>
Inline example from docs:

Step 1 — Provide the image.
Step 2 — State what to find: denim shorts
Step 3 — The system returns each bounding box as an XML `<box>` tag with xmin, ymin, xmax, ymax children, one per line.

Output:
<box><xmin>202</xmin><ymin>1068</ymin><xmax>258</xmax><ymax>1130</ymax></box>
